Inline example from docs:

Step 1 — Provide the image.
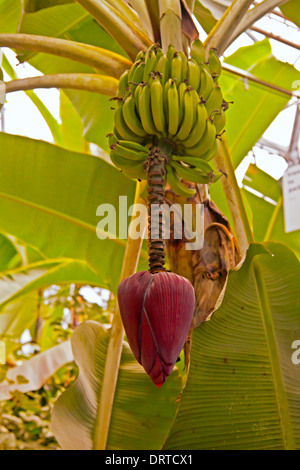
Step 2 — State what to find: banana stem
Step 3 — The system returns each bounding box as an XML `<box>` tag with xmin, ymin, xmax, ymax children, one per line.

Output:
<box><xmin>204</xmin><ymin>0</ymin><xmax>253</xmax><ymax>56</ymax></box>
<box><xmin>214</xmin><ymin>138</ymin><xmax>254</xmax><ymax>258</ymax></box>
<box><xmin>5</xmin><ymin>74</ymin><xmax>119</xmax><ymax>97</ymax></box>
<box><xmin>158</xmin><ymin>0</ymin><xmax>183</xmax><ymax>52</ymax></box>
<box><xmin>93</xmin><ymin>182</ymin><xmax>148</xmax><ymax>450</ymax></box>
<box><xmin>146</xmin><ymin>146</ymin><xmax>168</xmax><ymax>273</ymax></box>
<box><xmin>0</xmin><ymin>34</ymin><xmax>131</xmax><ymax>79</ymax></box>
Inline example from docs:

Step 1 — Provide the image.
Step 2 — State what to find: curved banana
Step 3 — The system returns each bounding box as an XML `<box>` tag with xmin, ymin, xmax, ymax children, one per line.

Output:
<box><xmin>107</xmin><ymin>133</ymin><xmax>119</xmax><ymax>147</ymax></box>
<box><xmin>118</xmin><ymin>70</ymin><xmax>130</xmax><ymax>97</ymax></box>
<box><xmin>170</xmin><ymin>161</ymin><xmax>211</xmax><ymax>184</ymax></box>
<box><xmin>139</xmin><ymin>84</ymin><xmax>159</xmax><ymax>136</ymax></box>
<box><xmin>199</xmin><ymin>67</ymin><xmax>214</xmax><ymax>100</ymax></box>
<box><xmin>199</xmin><ymin>139</ymin><xmax>218</xmax><ymax>161</ymax></box>
<box><xmin>178</xmin><ymin>81</ymin><xmax>187</xmax><ymax>127</ymax></box>
<box><xmin>110</xmin><ymin>148</ymin><xmax>145</xmax><ymax>171</ymax></box>
<box><xmin>131</xmin><ymin>62</ymin><xmax>145</xmax><ymax>87</ymax></box>
<box><xmin>150</xmin><ymin>76</ymin><xmax>166</xmax><ymax>135</ymax></box>
<box><xmin>176</xmin><ymin>87</ymin><xmax>195</xmax><ymax>141</ymax></box>
<box><xmin>163</xmin><ymin>78</ymin><xmax>172</xmax><ymax>127</ymax></box>
<box><xmin>186</xmin><ymin>118</ymin><xmax>217</xmax><ymax>157</ymax></box>
<box><xmin>113</xmin><ymin>142</ymin><xmax>148</xmax><ymax>161</ymax></box>
<box><xmin>178</xmin><ymin>51</ymin><xmax>188</xmax><ymax>82</ymax></box>
<box><xmin>143</xmin><ymin>50</ymin><xmax>157</xmax><ymax>82</ymax></box>
<box><xmin>191</xmin><ymin>39</ymin><xmax>206</xmax><ymax>64</ymax></box>
<box><xmin>168</xmin><ymin>80</ymin><xmax>179</xmax><ymax>137</ymax></box>
<box><xmin>172</xmin><ymin>155</ymin><xmax>214</xmax><ymax>174</ymax></box>
<box><xmin>167</xmin><ymin>166</ymin><xmax>196</xmax><ymax>198</ymax></box>
<box><xmin>181</xmin><ymin>102</ymin><xmax>208</xmax><ymax>148</ymax></box>
<box><xmin>122</xmin><ymin>94</ymin><xmax>147</xmax><ymax>137</ymax></box>
<box><xmin>208</xmin><ymin>48</ymin><xmax>222</xmax><ymax>78</ymax></box>
<box><xmin>187</xmin><ymin>59</ymin><xmax>201</xmax><ymax>91</ymax></box>
<box><xmin>117</xmin><ymin>140</ymin><xmax>148</xmax><ymax>153</ymax></box>
<box><xmin>114</xmin><ymin>102</ymin><xmax>143</xmax><ymax>142</ymax></box>
<box><xmin>171</xmin><ymin>53</ymin><xmax>183</xmax><ymax>83</ymax></box>
<box><xmin>205</xmin><ymin>86</ymin><xmax>223</xmax><ymax>117</ymax></box>
<box><xmin>214</xmin><ymin>109</ymin><xmax>226</xmax><ymax>134</ymax></box>
<box><xmin>167</xmin><ymin>45</ymin><xmax>176</xmax><ymax>62</ymax></box>
<box><xmin>156</xmin><ymin>54</ymin><xmax>169</xmax><ymax>86</ymax></box>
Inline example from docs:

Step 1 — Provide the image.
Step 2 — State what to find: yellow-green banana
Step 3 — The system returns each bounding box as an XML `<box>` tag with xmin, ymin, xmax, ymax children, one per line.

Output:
<box><xmin>176</xmin><ymin>87</ymin><xmax>195</xmax><ymax>141</ymax></box>
<box><xmin>199</xmin><ymin>67</ymin><xmax>214</xmax><ymax>100</ymax></box>
<box><xmin>150</xmin><ymin>76</ymin><xmax>166</xmax><ymax>135</ymax></box>
<box><xmin>168</xmin><ymin>80</ymin><xmax>179</xmax><ymax>137</ymax></box>
<box><xmin>113</xmin><ymin>142</ymin><xmax>148</xmax><ymax>161</ymax></box>
<box><xmin>214</xmin><ymin>109</ymin><xmax>226</xmax><ymax>134</ymax></box>
<box><xmin>167</xmin><ymin>166</ymin><xmax>196</xmax><ymax>198</ymax></box>
<box><xmin>114</xmin><ymin>102</ymin><xmax>143</xmax><ymax>142</ymax></box>
<box><xmin>199</xmin><ymin>139</ymin><xmax>218</xmax><ymax>161</ymax></box>
<box><xmin>139</xmin><ymin>84</ymin><xmax>159</xmax><ymax>136</ymax></box>
<box><xmin>205</xmin><ymin>86</ymin><xmax>223</xmax><ymax>117</ymax></box>
<box><xmin>122</xmin><ymin>94</ymin><xmax>147</xmax><ymax>137</ymax></box>
<box><xmin>190</xmin><ymin>39</ymin><xmax>206</xmax><ymax>64</ymax></box>
<box><xmin>187</xmin><ymin>59</ymin><xmax>201</xmax><ymax>91</ymax></box>
<box><xmin>171</xmin><ymin>53</ymin><xmax>183</xmax><ymax>83</ymax></box>
<box><xmin>156</xmin><ymin>54</ymin><xmax>169</xmax><ymax>86</ymax></box>
<box><xmin>172</xmin><ymin>155</ymin><xmax>214</xmax><ymax>174</ymax></box>
<box><xmin>170</xmin><ymin>161</ymin><xmax>211</xmax><ymax>184</ymax></box>
<box><xmin>186</xmin><ymin>118</ymin><xmax>217</xmax><ymax>157</ymax></box>
<box><xmin>118</xmin><ymin>70</ymin><xmax>129</xmax><ymax>97</ymax></box>
<box><xmin>208</xmin><ymin>48</ymin><xmax>222</xmax><ymax>78</ymax></box>
<box><xmin>143</xmin><ymin>50</ymin><xmax>157</xmax><ymax>82</ymax></box>
<box><xmin>181</xmin><ymin>102</ymin><xmax>208</xmax><ymax>148</ymax></box>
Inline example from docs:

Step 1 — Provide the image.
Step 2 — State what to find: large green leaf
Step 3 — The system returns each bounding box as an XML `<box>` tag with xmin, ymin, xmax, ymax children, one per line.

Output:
<box><xmin>0</xmin><ymin>0</ymin><xmax>22</xmax><ymax>33</ymax></box>
<box><xmin>51</xmin><ymin>321</ymin><xmax>182</xmax><ymax>450</ymax></box>
<box><xmin>280</xmin><ymin>0</ymin><xmax>300</xmax><ymax>28</ymax></box>
<box><xmin>0</xmin><ymin>132</ymin><xmax>144</xmax><ymax>293</ymax></box>
<box><xmin>164</xmin><ymin>242</ymin><xmax>300</xmax><ymax>450</ymax></box>
<box><xmin>220</xmin><ymin>47</ymin><xmax>300</xmax><ymax>167</ymax></box>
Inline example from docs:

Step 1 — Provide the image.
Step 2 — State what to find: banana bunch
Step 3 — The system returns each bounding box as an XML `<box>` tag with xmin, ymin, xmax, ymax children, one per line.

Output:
<box><xmin>109</xmin><ymin>40</ymin><xmax>228</xmax><ymax>197</ymax></box>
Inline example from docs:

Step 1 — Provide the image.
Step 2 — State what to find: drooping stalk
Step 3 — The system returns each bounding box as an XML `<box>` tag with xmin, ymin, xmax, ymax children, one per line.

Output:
<box><xmin>94</xmin><ymin>182</ymin><xmax>148</xmax><ymax>450</ymax></box>
<box><xmin>0</xmin><ymin>34</ymin><xmax>131</xmax><ymax>79</ymax></box>
<box><xmin>204</xmin><ymin>0</ymin><xmax>253</xmax><ymax>55</ymax></box>
<box><xmin>145</xmin><ymin>146</ymin><xmax>169</xmax><ymax>273</ymax></box>
<box><xmin>214</xmin><ymin>138</ymin><xmax>254</xmax><ymax>258</ymax></box>
<box><xmin>5</xmin><ymin>74</ymin><xmax>119</xmax><ymax>97</ymax></box>
<box><xmin>75</xmin><ymin>0</ymin><xmax>152</xmax><ymax>60</ymax></box>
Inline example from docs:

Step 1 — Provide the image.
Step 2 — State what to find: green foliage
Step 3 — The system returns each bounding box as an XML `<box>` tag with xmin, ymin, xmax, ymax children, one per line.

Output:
<box><xmin>164</xmin><ymin>243</ymin><xmax>300</xmax><ymax>450</ymax></box>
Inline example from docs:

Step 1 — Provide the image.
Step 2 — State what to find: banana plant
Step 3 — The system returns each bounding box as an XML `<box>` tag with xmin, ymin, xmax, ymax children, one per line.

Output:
<box><xmin>0</xmin><ymin>0</ymin><xmax>299</xmax><ymax>450</ymax></box>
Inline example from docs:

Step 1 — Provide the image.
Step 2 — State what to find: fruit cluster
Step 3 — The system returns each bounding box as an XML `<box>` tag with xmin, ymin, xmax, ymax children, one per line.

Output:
<box><xmin>109</xmin><ymin>40</ymin><xmax>227</xmax><ymax>196</ymax></box>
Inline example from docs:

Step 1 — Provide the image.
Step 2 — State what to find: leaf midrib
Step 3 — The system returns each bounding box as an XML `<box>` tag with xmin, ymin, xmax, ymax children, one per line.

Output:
<box><xmin>253</xmin><ymin>258</ymin><xmax>295</xmax><ymax>450</ymax></box>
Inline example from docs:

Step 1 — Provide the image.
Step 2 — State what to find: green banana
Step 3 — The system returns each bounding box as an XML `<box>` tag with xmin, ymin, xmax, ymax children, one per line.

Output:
<box><xmin>163</xmin><ymin>78</ymin><xmax>172</xmax><ymax>126</ymax></box>
<box><xmin>190</xmin><ymin>39</ymin><xmax>206</xmax><ymax>64</ymax></box>
<box><xmin>131</xmin><ymin>62</ymin><xmax>145</xmax><ymax>86</ymax></box>
<box><xmin>117</xmin><ymin>140</ymin><xmax>148</xmax><ymax>153</ymax></box>
<box><xmin>122</xmin><ymin>94</ymin><xmax>147</xmax><ymax>137</ymax></box>
<box><xmin>110</xmin><ymin>148</ymin><xmax>145</xmax><ymax>171</ymax></box>
<box><xmin>156</xmin><ymin>54</ymin><xmax>169</xmax><ymax>86</ymax></box>
<box><xmin>177</xmin><ymin>51</ymin><xmax>188</xmax><ymax>82</ymax></box>
<box><xmin>171</xmin><ymin>53</ymin><xmax>183</xmax><ymax>83</ymax></box>
<box><xmin>139</xmin><ymin>84</ymin><xmax>159</xmax><ymax>136</ymax></box>
<box><xmin>198</xmin><ymin>139</ymin><xmax>218</xmax><ymax>161</ymax></box>
<box><xmin>186</xmin><ymin>118</ymin><xmax>217</xmax><ymax>157</ymax></box>
<box><xmin>118</xmin><ymin>69</ymin><xmax>130</xmax><ymax>97</ymax></box>
<box><xmin>208</xmin><ymin>48</ymin><xmax>222</xmax><ymax>78</ymax></box>
<box><xmin>113</xmin><ymin>142</ymin><xmax>148</xmax><ymax>161</ymax></box>
<box><xmin>167</xmin><ymin>45</ymin><xmax>176</xmax><ymax>62</ymax></box>
<box><xmin>134</xmin><ymin>82</ymin><xmax>144</xmax><ymax>116</ymax></box>
<box><xmin>168</xmin><ymin>80</ymin><xmax>179</xmax><ymax>137</ymax></box>
<box><xmin>167</xmin><ymin>166</ymin><xmax>196</xmax><ymax>198</ymax></box>
<box><xmin>181</xmin><ymin>102</ymin><xmax>208</xmax><ymax>148</ymax></box>
<box><xmin>150</xmin><ymin>76</ymin><xmax>166</xmax><ymax>135</ymax></box>
<box><xmin>170</xmin><ymin>161</ymin><xmax>211</xmax><ymax>184</ymax></box>
<box><xmin>143</xmin><ymin>50</ymin><xmax>157</xmax><ymax>82</ymax></box>
<box><xmin>107</xmin><ymin>133</ymin><xmax>119</xmax><ymax>147</ymax></box>
<box><xmin>172</xmin><ymin>155</ymin><xmax>214</xmax><ymax>174</ymax></box>
<box><xmin>205</xmin><ymin>86</ymin><xmax>223</xmax><ymax>116</ymax></box>
<box><xmin>114</xmin><ymin>101</ymin><xmax>143</xmax><ymax>142</ymax></box>
<box><xmin>214</xmin><ymin>109</ymin><xmax>226</xmax><ymax>134</ymax></box>
<box><xmin>178</xmin><ymin>81</ymin><xmax>187</xmax><ymax>127</ymax></box>
<box><xmin>199</xmin><ymin>66</ymin><xmax>214</xmax><ymax>100</ymax></box>
<box><xmin>176</xmin><ymin>87</ymin><xmax>195</xmax><ymax>141</ymax></box>
<box><xmin>187</xmin><ymin>59</ymin><xmax>201</xmax><ymax>91</ymax></box>
<box><xmin>128</xmin><ymin>59</ymin><xmax>142</xmax><ymax>83</ymax></box>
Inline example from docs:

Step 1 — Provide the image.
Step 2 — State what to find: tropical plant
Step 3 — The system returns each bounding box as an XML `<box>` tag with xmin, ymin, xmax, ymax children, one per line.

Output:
<box><xmin>0</xmin><ymin>0</ymin><xmax>299</xmax><ymax>450</ymax></box>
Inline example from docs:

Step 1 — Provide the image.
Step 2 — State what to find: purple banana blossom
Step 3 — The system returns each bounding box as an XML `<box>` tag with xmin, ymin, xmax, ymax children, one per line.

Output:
<box><xmin>117</xmin><ymin>271</ymin><xmax>195</xmax><ymax>387</ymax></box>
